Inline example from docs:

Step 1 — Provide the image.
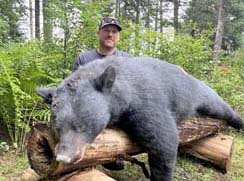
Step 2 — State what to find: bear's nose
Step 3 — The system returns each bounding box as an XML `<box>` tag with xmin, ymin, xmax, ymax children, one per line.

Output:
<box><xmin>55</xmin><ymin>144</ymin><xmax>74</xmax><ymax>164</ymax></box>
<box><xmin>56</xmin><ymin>154</ymin><xmax>72</xmax><ymax>164</ymax></box>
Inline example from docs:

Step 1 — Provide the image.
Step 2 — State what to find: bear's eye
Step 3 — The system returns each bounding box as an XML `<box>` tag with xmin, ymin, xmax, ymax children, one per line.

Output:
<box><xmin>66</xmin><ymin>82</ymin><xmax>72</xmax><ymax>88</ymax></box>
<box><xmin>52</xmin><ymin>102</ymin><xmax>58</xmax><ymax>110</ymax></box>
<box><xmin>66</xmin><ymin>82</ymin><xmax>76</xmax><ymax>91</ymax></box>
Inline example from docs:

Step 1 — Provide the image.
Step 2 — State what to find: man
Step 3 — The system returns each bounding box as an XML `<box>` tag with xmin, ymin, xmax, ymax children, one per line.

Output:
<box><xmin>73</xmin><ymin>17</ymin><xmax>131</xmax><ymax>72</ymax></box>
<box><xmin>73</xmin><ymin>17</ymin><xmax>131</xmax><ymax>170</ymax></box>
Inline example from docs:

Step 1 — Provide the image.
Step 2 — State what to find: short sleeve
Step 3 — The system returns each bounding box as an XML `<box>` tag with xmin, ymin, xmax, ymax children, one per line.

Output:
<box><xmin>72</xmin><ymin>54</ymin><xmax>86</xmax><ymax>72</ymax></box>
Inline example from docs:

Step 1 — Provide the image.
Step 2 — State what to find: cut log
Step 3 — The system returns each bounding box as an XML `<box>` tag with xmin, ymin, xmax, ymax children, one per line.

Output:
<box><xmin>27</xmin><ymin>117</ymin><xmax>230</xmax><ymax>178</ymax></box>
<box><xmin>59</xmin><ymin>169</ymin><xmax>116</xmax><ymax>181</ymax></box>
<box><xmin>21</xmin><ymin>168</ymin><xmax>116</xmax><ymax>181</ymax></box>
<box><xmin>21</xmin><ymin>167</ymin><xmax>40</xmax><ymax>181</ymax></box>
<box><xmin>181</xmin><ymin>134</ymin><xmax>234</xmax><ymax>172</ymax></box>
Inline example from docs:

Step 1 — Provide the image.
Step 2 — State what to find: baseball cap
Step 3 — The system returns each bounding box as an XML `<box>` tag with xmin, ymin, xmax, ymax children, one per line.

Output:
<box><xmin>99</xmin><ymin>17</ymin><xmax>122</xmax><ymax>31</ymax></box>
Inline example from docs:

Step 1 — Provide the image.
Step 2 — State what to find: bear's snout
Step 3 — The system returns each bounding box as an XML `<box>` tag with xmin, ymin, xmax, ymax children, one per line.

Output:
<box><xmin>55</xmin><ymin>143</ymin><xmax>87</xmax><ymax>164</ymax></box>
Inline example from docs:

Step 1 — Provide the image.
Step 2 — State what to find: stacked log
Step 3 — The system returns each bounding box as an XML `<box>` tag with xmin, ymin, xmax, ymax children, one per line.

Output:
<box><xmin>25</xmin><ymin>117</ymin><xmax>234</xmax><ymax>180</ymax></box>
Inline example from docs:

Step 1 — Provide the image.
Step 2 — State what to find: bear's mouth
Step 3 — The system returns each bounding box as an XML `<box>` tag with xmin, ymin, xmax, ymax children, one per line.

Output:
<box><xmin>73</xmin><ymin>145</ymin><xmax>87</xmax><ymax>164</ymax></box>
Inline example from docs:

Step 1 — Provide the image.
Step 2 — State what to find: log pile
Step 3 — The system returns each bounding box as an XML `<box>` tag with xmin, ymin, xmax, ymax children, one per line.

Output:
<box><xmin>25</xmin><ymin>117</ymin><xmax>234</xmax><ymax>180</ymax></box>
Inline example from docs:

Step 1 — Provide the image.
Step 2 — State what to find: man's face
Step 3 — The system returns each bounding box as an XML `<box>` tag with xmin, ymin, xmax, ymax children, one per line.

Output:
<box><xmin>98</xmin><ymin>25</ymin><xmax>120</xmax><ymax>49</ymax></box>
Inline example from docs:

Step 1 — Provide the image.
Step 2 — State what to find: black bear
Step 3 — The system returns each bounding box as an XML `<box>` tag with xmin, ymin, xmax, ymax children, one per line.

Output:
<box><xmin>37</xmin><ymin>57</ymin><xmax>243</xmax><ymax>181</ymax></box>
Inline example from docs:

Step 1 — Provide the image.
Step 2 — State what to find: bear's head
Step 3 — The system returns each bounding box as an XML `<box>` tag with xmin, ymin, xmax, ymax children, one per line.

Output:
<box><xmin>36</xmin><ymin>66</ymin><xmax>116</xmax><ymax>164</ymax></box>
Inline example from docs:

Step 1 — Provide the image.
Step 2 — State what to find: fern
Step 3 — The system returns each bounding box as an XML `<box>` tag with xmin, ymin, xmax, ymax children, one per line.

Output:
<box><xmin>0</xmin><ymin>52</ymin><xmax>32</xmax><ymax>147</ymax></box>
<box><xmin>0</xmin><ymin>41</ymin><xmax>59</xmax><ymax>151</ymax></box>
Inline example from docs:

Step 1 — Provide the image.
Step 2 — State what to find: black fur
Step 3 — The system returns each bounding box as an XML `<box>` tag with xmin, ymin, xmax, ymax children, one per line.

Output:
<box><xmin>36</xmin><ymin>57</ymin><xmax>243</xmax><ymax>181</ymax></box>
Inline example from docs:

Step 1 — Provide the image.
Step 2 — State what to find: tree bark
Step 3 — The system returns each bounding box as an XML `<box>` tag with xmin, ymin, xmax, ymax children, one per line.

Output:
<box><xmin>35</xmin><ymin>0</ymin><xmax>40</xmax><ymax>39</ymax></box>
<box><xmin>155</xmin><ymin>2</ymin><xmax>159</xmax><ymax>31</ymax></box>
<box><xmin>29</xmin><ymin>0</ymin><xmax>33</xmax><ymax>39</ymax></box>
<box><xmin>159</xmin><ymin>0</ymin><xmax>163</xmax><ymax>33</ymax></box>
<box><xmin>145</xmin><ymin>0</ymin><xmax>150</xmax><ymax>28</ymax></box>
<box><xmin>173</xmin><ymin>0</ymin><xmax>179</xmax><ymax>34</ymax></box>
<box><xmin>115</xmin><ymin>0</ymin><xmax>120</xmax><ymax>17</ymax></box>
<box><xmin>135</xmin><ymin>0</ymin><xmax>140</xmax><ymax>24</ymax></box>
<box><xmin>43</xmin><ymin>0</ymin><xmax>53</xmax><ymax>42</ymax></box>
<box><xmin>27</xmin><ymin>117</ymin><xmax>232</xmax><ymax>179</ymax></box>
<box><xmin>213</xmin><ymin>0</ymin><xmax>225</xmax><ymax>63</ymax></box>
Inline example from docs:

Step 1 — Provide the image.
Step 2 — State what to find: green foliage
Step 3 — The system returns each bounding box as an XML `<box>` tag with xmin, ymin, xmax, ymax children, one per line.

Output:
<box><xmin>0</xmin><ymin>2</ymin><xmax>243</xmax><ymax>180</ymax></box>
<box><xmin>0</xmin><ymin>142</ymin><xmax>10</xmax><ymax>153</ymax></box>
<box><xmin>184</xmin><ymin>0</ymin><xmax>244</xmax><ymax>49</ymax></box>
<box><xmin>73</xmin><ymin>1</ymin><xmax>112</xmax><ymax>50</ymax></box>
<box><xmin>0</xmin><ymin>48</ymin><xmax>32</xmax><ymax>151</ymax></box>
<box><xmin>0</xmin><ymin>0</ymin><xmax>26</xmax><ymax>45</ymax></box>
<box><xmin>0</xmin><ymin>41</ymin><xmax>61</xmax><ymax>151</ymax></box>
<box><xmin>183</xmin><ymin>0</ymin><xmax>216</xmax><ymax>32</ymax></box>
<box><xmin>160</xmin><ymin>34</ymin><xmax>213</xmax><ymax>76</ymax></box>
<box><xmin>0</xmin><ymin>1</ymin><xmax>243</xmax><ymax>155</ymax></box>
<box><xmin>204</xmin><ymin>51</ymin><xmax>244</xmax><ymax>112</ymax></box>
<box><xmin>0</xmin><ymin>1</ymin><xmax>114</xmax><ymax>150</ymax></box>
<box><xmin>120</xmin><ymin>21</ymin><xmax>213</xmax><ymax>77</ymax></box>
<box><xmin>40</xmin><ymin>0</ymin><xmax>112</xmax><ymax>75</ymax></box>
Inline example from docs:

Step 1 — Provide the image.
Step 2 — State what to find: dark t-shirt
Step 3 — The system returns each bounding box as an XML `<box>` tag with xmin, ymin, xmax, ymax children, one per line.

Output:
<box><xmin>73</xmin><ymin>49</ymin><xmax>131</xmax><ymax>72</ymax></box>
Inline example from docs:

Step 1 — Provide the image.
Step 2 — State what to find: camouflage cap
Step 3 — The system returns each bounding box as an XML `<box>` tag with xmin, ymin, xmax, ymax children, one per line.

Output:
<box><xmin>99</xmin><ymin>17</ymin><xmax>122</xmax><ymax>31</ymax></box>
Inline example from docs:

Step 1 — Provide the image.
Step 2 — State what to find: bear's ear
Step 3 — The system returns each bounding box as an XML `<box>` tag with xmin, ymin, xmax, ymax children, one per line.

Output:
<box><xmin>92</xmin><ymin>65</ymin><xmax>116</xmax><ymax>93</ymax></box>
<box><xmin>36</xmin><ymin>87</ymin><xmax>56</xmax><ymax>104</ymax></box>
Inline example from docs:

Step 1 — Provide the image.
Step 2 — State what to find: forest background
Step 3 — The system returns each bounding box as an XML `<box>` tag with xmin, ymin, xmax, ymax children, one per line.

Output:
<box><xmin>0</xmin><ymin>0</ymin><xmax>244</xmax><ymax>180</ymax></box>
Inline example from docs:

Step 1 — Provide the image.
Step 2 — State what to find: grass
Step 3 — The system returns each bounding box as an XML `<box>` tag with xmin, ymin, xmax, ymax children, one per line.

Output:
<box><xmin>108</xmin><ymin>129</ymin><xmax>244</xmax><ymax>181</ymax></box>
<box><xmin>0</xmin><ymin>129</ymin><xmax>243</xmax><ymax>180</ymax></box>
<box><xmin>0</xmin><ymin>152</ymin><xmax>28</xmax><ymax>181</ymax></box>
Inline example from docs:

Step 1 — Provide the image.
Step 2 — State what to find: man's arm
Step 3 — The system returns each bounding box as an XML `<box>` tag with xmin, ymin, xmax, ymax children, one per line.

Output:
<box><xmin>72</xmin><ymin>54</ymin><xmax>86</xmax><ymax>72</ymax></box>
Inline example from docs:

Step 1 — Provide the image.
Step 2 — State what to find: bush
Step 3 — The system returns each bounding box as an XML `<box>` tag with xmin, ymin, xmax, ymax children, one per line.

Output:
<box><xmin>119</xmin><ymin>22</ymin><xmax>213</xmax><ymax>78</ymax></box>
<box><xmin>204</xmin><ymin>51</ymin><xmax>244</xmax><ymax>113</ymax></box>
<box><xmin>0</xmin><ymin>41</ymin><xmax>61</xmax><ymax>151</ymax></box>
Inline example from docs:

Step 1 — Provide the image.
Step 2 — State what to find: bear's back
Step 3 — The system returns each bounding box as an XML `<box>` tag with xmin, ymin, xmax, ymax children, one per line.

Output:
<box><xmin>74</xmin><ymin>57</ymin><xmax>219</xmax><ymax>121</ymax></box>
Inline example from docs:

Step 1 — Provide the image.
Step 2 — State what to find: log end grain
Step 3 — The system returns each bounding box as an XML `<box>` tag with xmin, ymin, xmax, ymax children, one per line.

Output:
<box><xmin>181</xmin><ymin>134</ymin><xmax>234</xmax><ymax>172</ymax></box>
<box><xmin>27</xmin><ymin>123</ymin><xmax>57</xmax><ymax>176</ymax></box>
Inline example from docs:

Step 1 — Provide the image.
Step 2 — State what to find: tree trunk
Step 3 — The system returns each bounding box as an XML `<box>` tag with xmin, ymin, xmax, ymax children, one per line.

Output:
<box><xmin>35</xmin><ymin>0</ymin><xmax>40</xmax><ymax>39</ymax></box>
<box><xmin>29</xmin><ymin>0</ymin><xmax>33</xmax><ymax>39</ymax></box>
<box><xmin>115</xmin><ymin>0</ymin><xmax>121</xmax><ymax>17</ymax></box>
<box><xmin>9</xmin><ymin>2</ymin><xmax>18</xmax><ymax>39</ymax></box>
<box><xmin>213</xmin><ymin>0</ymin><xmax>225</xmax><ymax>63</ymax></box>
<box><xmin>118</xmin><ymin>0</ymin><xmax>121</xmax><ymax>17</ymax></box>
<box><xmin>43</xmin><ymin>0</ymin><xmax>52</xmax><ymax>42</ymax></box>
<box><xmin>115</xmin><ymin>0</ymin><xmax>118</xmax><ymax>17</ymax></box>
<box><xmin>159</xmin><ymin>0</ymin><xmax>163</xmax><ymax>33</ymax></box>
<box><xmin>135</xmin><ymin>0</ymin><xmax>140</xmax><ymax>24</ymax></box>
<box><xmin>173</xmin><ymin>0</ymin><xmax>179</xmax><ymax>34</ymax></box>
<box><xmin>123</xmin><ymin>1</ymin><xmax>127</xmax><ymax>18</ymax></box>
<box><xmin>27</xmin><ymin>117</ymin><xmax>233</xmax><ymax>178</ymax></box>
<box><xmin>155</xmin><ymin>2</ymin><xmax>159</xmax><ymax>31</ymax></box>
<box><xmin>62</xmin><ymin>0</ymin><xmax>69</xmax><ymax>78</ymax></box>
<box><xmin>145</xmin><ymin>0</ymin><xmax>150</xmax><ymax>28</ymax></box>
